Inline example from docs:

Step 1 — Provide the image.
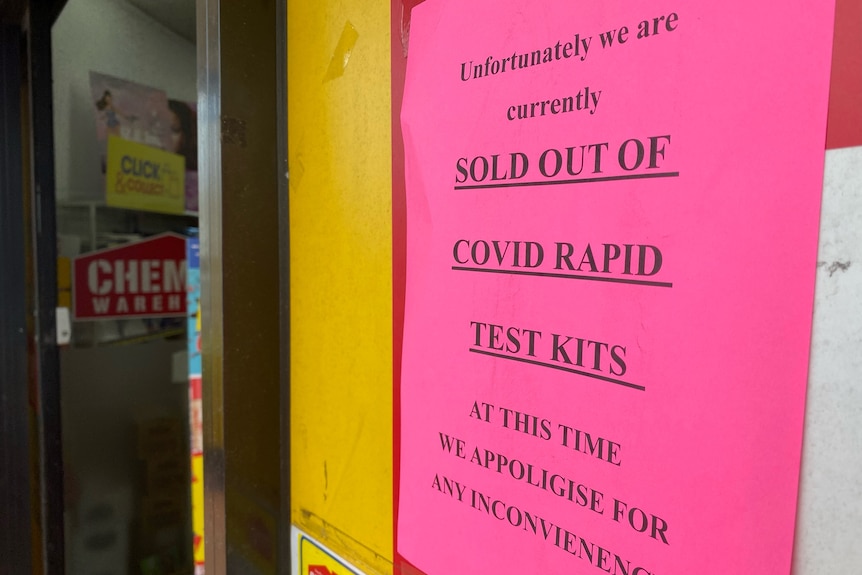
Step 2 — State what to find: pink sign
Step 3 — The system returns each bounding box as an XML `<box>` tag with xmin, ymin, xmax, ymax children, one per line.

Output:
<box><xmin>398</xmin><ymin>2</ymin><xmax>834</xmax><ymax>574</ymax></box>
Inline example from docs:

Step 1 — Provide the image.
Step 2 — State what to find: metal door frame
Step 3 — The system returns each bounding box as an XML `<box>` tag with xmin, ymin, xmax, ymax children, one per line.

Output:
<box><xmin>198</xmin><ymin>0</ymin><xmax>289</xmax><ymax>572</ymax></box>
<box><xmin>0</xmin><ymin>19</ymin><xmax>33</xmax><ymax>575</ymax></box>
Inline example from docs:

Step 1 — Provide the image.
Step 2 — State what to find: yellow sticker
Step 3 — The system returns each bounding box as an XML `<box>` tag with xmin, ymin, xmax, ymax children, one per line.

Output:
<box><xmin>300</xmin><ymin>534</ymin><xmax>362</xmax><ymax>575</ymax></box>
<box><xmin>106</xmin><ymin>135</ymin><xmax>185</xmax><ymax>214</ymax></box>
<box><xmin>191</xmin><ymin>453</ymin><xmax>205</xmax><ymax>567</ymax></box>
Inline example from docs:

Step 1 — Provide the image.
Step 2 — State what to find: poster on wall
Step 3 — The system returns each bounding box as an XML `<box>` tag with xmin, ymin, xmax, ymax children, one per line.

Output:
<box><xmin>186</xmin><ymin>236</ymin><xmax>205</xmax><ymax>575</ymax></box>
<box><xmin>170</xmin><ymin>98</ymin><xmax>200</xmax><ymax>213</ymax></box>
<box><xmin>89</xmin><ymin>72</ymin><xmax>199</xmax><ymax>214</ymax></box>
<box><xmin>397</xmin><ymin>2</ymin><xmax>835</xmax><ymax>574</ymax></box>
<box><xmin>89</xmin><ymin>71</ymin><xmax>172</xmax><ymax>153</ymax></box>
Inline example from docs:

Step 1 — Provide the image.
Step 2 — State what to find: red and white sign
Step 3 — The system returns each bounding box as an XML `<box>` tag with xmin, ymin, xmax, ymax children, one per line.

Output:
<box><xmin>73</xmin><ymin>233</ymin><xmax>187</xmax><ymax>320</ymax></box>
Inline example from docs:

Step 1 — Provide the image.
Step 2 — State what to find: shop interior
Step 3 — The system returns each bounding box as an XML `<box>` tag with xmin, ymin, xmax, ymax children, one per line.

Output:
<box><xmin>52</xmin><ymin>0</ymin><xmax>200</xmax><ymax>572</ymax></box>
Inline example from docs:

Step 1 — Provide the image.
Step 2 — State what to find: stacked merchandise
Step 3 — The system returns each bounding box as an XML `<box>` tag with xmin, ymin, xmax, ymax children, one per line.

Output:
<box><xmin>137</xmin><ymin>416</ymin><xmax>189</xmax><ymax>574</ymax></box>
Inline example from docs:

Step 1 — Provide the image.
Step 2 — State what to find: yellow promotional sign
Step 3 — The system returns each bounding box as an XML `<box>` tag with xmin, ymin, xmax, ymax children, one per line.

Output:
<box><xmin>106</xmin><ymin>135</ymin><xmax>185</xmax><ymax>214</ymax></box>
<box><xmin>296</xmin><ymin>529</ymin><xmax>363</xmax><ymax>575</ymax></box>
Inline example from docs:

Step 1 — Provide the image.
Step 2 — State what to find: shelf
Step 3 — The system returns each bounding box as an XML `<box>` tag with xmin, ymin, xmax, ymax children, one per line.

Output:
<box><xmin>58</xmin><ymin>199</ymin><xmax>199</xmax><ymax>218</ymax></box>
<box><xmin>57</xmin><ymin>199</ymin><xmax>199</xmax><ymax>255</ymax></box>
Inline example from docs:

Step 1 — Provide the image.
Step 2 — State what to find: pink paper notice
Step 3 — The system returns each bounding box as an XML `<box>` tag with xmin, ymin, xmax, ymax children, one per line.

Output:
<box><xmin>398</xmin><ymin>2</ymin><xmax>834</xmax><ymax>574</ymax></box>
